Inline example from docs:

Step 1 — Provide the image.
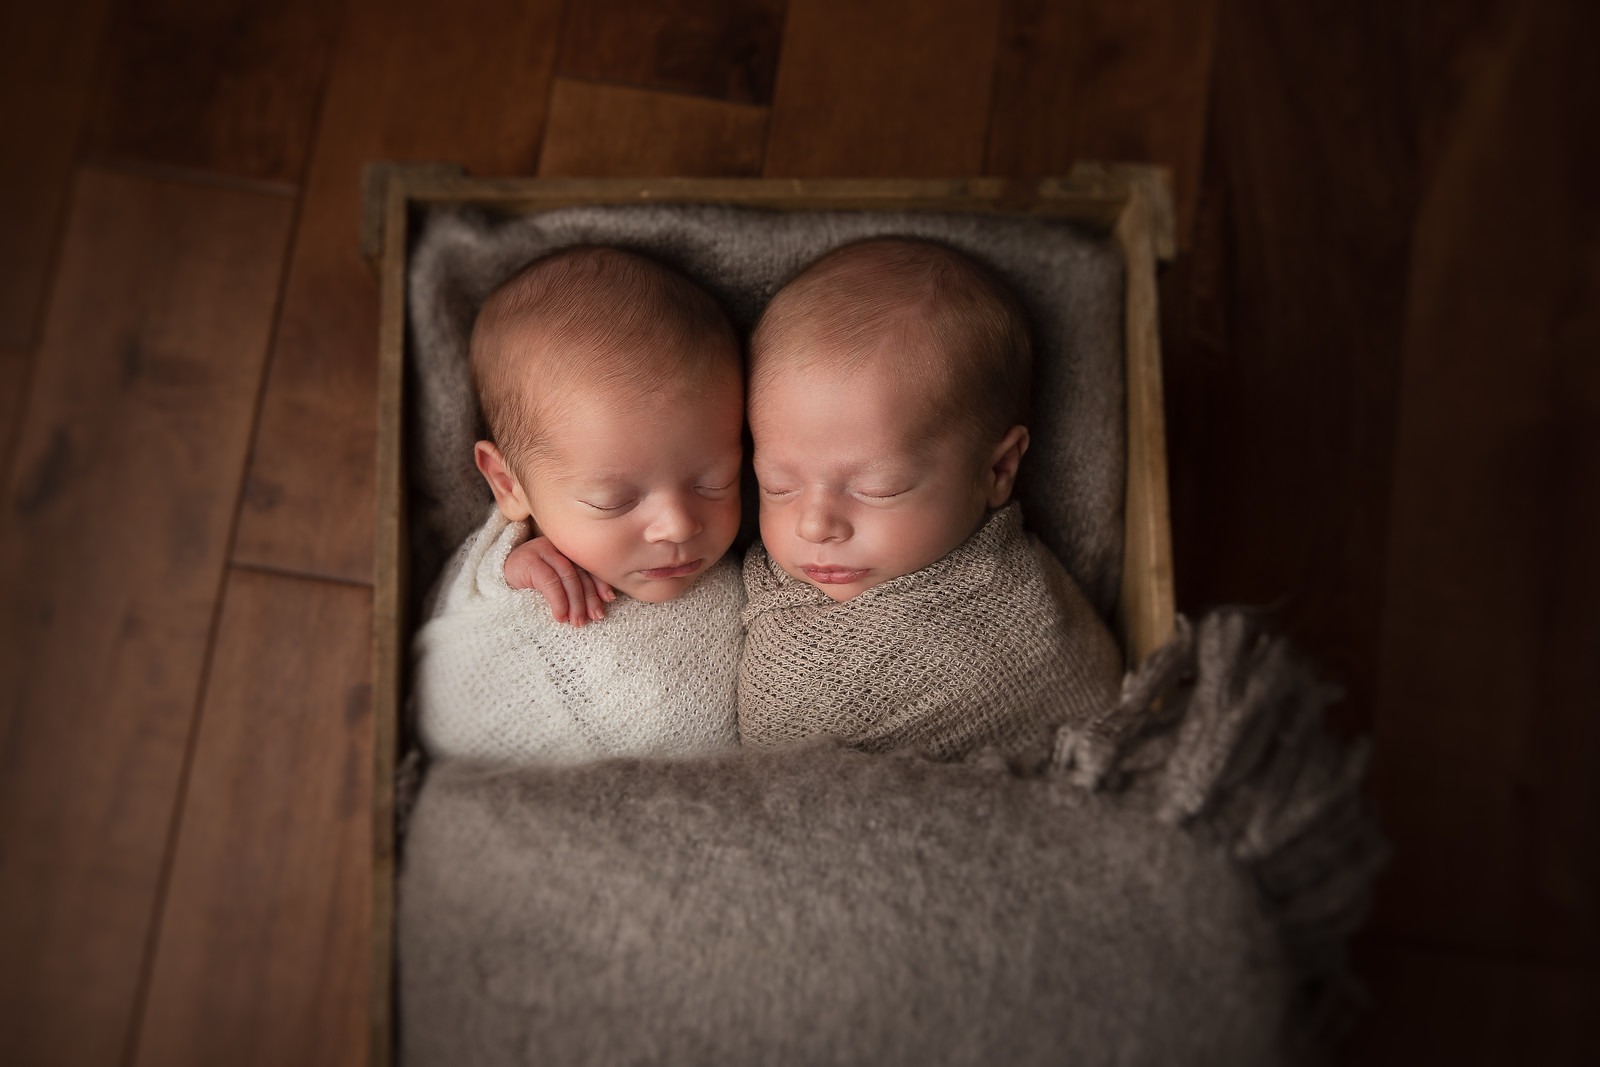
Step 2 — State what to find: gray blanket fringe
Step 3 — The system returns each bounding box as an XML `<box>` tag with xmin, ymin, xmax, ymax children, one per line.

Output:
<box><xmin>1053</xmin><ymin>609</ymin><xmax>1388</xmax><ymax>1043</ymax></box>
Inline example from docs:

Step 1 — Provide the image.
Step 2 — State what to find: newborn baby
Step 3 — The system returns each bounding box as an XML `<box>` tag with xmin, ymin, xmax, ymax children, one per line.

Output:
<box><xmin>412</xmin><ymin>246</ymin><xmax>745</xmax><ymax>765</ymax></box>
<box><xmin>739</xmin><ymin>237</ymin><xmax>1122</xmax><ymax>760</ymax></box>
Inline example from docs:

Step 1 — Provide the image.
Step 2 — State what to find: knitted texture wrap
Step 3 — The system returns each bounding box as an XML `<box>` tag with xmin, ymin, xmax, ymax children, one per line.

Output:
<box><xmin>738</xmin><ymin>504</ymin><xmax>1122</xmax><ymax>759</ymax></box>
<box><xmin>413</xmin><ymin>508</ymin><xmax>742</xmax><ymax>764</ymax></box>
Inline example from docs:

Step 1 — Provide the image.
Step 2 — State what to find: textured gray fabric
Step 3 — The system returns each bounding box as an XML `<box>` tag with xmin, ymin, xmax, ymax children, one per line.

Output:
<box><xmin>406</xmin><ymin>203</ymin><xmax>1125</xmax><ymax>618</ymax></box>
<box><xmin>739</xmin><ymin>503</ymin><xmax>1122</xmax><ymax>759</ymax></box>
<box><xmin>400</xmin><ymin>750</ymin><xmax>1289</xmax><ymax>1067</ymax></box>
<box><xmin>399</xmin><ymin>610</ymin><xmax>1382</xmax><ymax>1067</ymax></box>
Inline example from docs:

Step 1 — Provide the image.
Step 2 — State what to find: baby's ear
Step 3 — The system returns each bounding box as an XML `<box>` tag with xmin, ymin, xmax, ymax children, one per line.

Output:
<box><xmin>984</xmin><ymin>425</ymin><xmax>1030</xmax><ymax>508</ymax></box>
<box><xmin>474</xmin><ymin>441</ymin><xmax>534</xmax><ymax>521</ymax></box>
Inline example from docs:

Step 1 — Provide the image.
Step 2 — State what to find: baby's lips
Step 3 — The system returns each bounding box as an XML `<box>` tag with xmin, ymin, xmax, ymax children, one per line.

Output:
<box><xmin>801</xmin><ymin>565</ymin><xmax>868</xmax><ymax>584</ymax></box>
<box><xmin>639</xmin><ymin>559</ymin><xmax>703</xmax><ymax>580</ymax></box>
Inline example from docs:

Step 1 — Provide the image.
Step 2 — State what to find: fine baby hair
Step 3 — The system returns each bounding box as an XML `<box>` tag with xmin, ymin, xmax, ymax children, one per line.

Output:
<box><xmin>749</xmin><ymin>235</ymin><xmax>1032</xmax><ymax>446</ymax></box>
<box><xmin>471</xmin><ymin>244</ymin><xmax>741</xmax><ymax>466</ymax></box>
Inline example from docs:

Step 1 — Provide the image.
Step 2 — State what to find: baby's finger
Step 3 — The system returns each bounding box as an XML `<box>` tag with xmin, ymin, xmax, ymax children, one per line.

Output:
<box><xmin>541</xmin><ymin>546</ymin><xmax>590</xmax><ymax>628</ymax></box>
<box><xmin>505</xmin><ymin>551</ymin><xmax>569</xmax><ymax>621</ymax></box>
<box><xmin>580</xmin><ymin>571</ymin><xmax>607</xmax><ymax>622</ymax></box>
<box><xmin>596</xmin><ymin>577</ymin><xmax>616</xmax><ymax>603</ymax></box>
<box><xmin>525</xmin><ymin>568</ymin><xmax>569</xmax><ymax>622</ymax></box>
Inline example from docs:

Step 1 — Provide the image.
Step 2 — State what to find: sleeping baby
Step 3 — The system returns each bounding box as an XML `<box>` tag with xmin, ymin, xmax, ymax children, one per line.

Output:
<box><xmin>738</xmin><ymin>237</ymin><xmax>1123</xmax><ymax>760</ymax></box>
<box><xmin>411</xmin><ymin>246</ymin><xmax>745</xmax><ymax>765</ymax></box>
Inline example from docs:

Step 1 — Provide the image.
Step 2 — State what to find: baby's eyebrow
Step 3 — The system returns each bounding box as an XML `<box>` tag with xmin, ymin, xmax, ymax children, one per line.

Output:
<box><xmin>757</xmin><ymin>455</ymin><xmax>917</xmax><ymax>484</ymax></box>
<box><xmin>558</xmin><ymin>468</ymin><xmax>633</xmax><ymax>486</ymax></box>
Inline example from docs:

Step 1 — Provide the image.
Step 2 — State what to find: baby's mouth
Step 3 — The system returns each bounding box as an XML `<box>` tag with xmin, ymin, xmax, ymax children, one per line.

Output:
<box><xmin>639</xmin><ymin>560</ymin><xmax>703</xmax><ymax>580</ymax></box>
<box><xmin>800</xmin><ymin>565</ymin><xmax>869</xmax><ymax>585</ymax></box>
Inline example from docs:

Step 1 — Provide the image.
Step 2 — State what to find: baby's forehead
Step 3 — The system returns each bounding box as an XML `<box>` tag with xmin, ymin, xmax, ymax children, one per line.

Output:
<box><xmin>752</xmin><ymin>358</ymin><xmax>979</xmax><ymax>458</ymax></box>
<box><xmin>532</xmin><ymin>365</ymin><xmax>741</xmax><ymax>437</ymax></box>
<box><xmin>752</xmin><ymin>333</ymin><xmax>960</xmax><ymax>414</ymax></box>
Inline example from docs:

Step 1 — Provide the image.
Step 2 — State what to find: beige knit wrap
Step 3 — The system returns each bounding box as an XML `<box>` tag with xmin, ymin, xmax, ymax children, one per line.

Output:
<box><xmin>738</xmin><ymin>504</ymin><xmax>1123</xmax><ymax>760</ymax></box>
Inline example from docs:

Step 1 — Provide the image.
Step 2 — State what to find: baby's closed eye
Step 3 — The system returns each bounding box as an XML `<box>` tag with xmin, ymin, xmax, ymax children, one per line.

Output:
<box><xmin>580</xmin><ymin>498</ymin><xmax>635</xmax><ymax>513</ymax></box>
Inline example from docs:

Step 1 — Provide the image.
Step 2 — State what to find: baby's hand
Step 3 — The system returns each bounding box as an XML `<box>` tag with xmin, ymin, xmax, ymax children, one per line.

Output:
<box><xmin>503</xmin><ymin>536</ymin><xmax>616</xmax><ymax>626</ymax></box>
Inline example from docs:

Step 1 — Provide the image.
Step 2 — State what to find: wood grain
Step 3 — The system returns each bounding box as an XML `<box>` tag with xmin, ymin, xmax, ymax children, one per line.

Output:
<box><xmin>0</xmin><ymin>0</ymin><xmax>112</xmax><ymax>349</ymax></box>
<box><xmin>986</xmin><ymin>0</ymin><xmax>1215</xmax><ymax>246</ymax></box>
<box><xmin>763</xmin><ymin>0</ymin><xmax>1002</xmax><ymax>177</ymax></box>
<box><xmin>1369</xmin><ymin>0</ymin><xmax>1600</xmax><ymax>963</ymax></box>
<box><xmin>537</xmin><ymin>79</ymin><xmax>767</xmax><ymax>178</ymax></box>
<box><xmin>230</xmin><ymin>0</ymin><xmax>564</xmax><ymax>584</ymax></box>
<box><xmin>83</xmin><ymin>0</ymin><xmax>340</xmax><ymax>184</ymax></box>
<box><xmin>1115</xmin><ymin>186</ymin><xmax>1177</xmax><ymax>661</ymax></box>
<box><xmin>1165</xmin><ymin>0</ymin><xmax>1419</xmax><ymax>738</ymax></box>
<box><xmin>557</xmin><ymin>0</ymin><xmax>787</xmax><ymax>105</ymax></box>
<box><xmin>0</xmin><ymin>169</ymin><xmax>292</xmax><ymax>1067</ymax></box>
<box><xmin>133</xmin><ymin>569</ymin><xmax>372</xmax><ymax>1067</ymax></box>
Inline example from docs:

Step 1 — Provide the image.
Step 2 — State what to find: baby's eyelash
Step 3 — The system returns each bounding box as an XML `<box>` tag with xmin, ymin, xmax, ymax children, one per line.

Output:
<box><xmin>581</xmin><ymin>500</ymin><xmax>630</xmax><ymax>512</ymax></box>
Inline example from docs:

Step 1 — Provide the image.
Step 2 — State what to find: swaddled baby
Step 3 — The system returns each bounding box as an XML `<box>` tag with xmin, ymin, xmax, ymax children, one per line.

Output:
<box><xmin>412</xmin><ymin>246</ymin><xmax>745</xmax><ymax>765</ymax></box>
<box><xmin>739</xmin><ymin>237</ymin><xmax>1122</xmax><ymax>760</ymax></box>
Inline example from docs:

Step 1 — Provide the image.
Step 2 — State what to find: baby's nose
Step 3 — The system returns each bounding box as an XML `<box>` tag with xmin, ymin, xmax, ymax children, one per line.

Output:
<box><xmin>797</xmin><ymin>494</ymin><xmax>848</xmax><ymax>543</ymax></box>
<box><xmin>645</xmin><ymin>496</ymin><xmax>704</xmax><ymax>543</ymax></box>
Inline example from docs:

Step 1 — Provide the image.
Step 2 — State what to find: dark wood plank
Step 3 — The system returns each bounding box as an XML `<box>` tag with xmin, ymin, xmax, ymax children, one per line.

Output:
<box><xmin>1369</xmin><ymin>0</ymin><xmax>1600</xmax><ymax>963</ymax></box>
<box><xmin>556</xmin><ymin>0</ymin><xmax>787</xmax><ymax>105</ymax></box>
<box><xmin>537</xmin><ymin>79</ymin><xmax>767</xmax><ymax>178</ymax></box>
<box><xmin>230</xmin><ymin>0</ymin><xmax>565</xmax><ymax>584</ymax></box>
<box><xmin>763</xmin><ymin>0</ymin><xmax>1002</xmax><ymax>177</ymax></box>
<box><xmin>83</xmin><ymin>0</ymin><xmax>340</xmax><ymax>184</ymax></box>
<box><xmin>1169</xmin><ymin>0</ymin><xmax>1599</xmax><ymax>966</ymax></box>
<box><xmin>1340</xmin><ymin>940</ymin><xmax>1600</xmax><ymax>1066</ymax></box>
<box><xmin>133</xmin><ymin>569</ymin><xmax>372</xmax><ymax>1067</ymax></box>
<box><xmin>0</xmin><ymin>0</ymin><xmax>112</xmax><ymax>349</ymax></box>
<box><xmin>0</xmin><ymin>168</ymin><xmax>293</xmax><ymax>1067</ymax></box>
<box><xmin>986</xmin><ymin>0</ymin><xmax>1215</xmax><ymax>246</ymax></box>
<box><xmin>1164</xmin><ymin>0</ymin><xmax>1423</xmax><ymax>742</ymax></box>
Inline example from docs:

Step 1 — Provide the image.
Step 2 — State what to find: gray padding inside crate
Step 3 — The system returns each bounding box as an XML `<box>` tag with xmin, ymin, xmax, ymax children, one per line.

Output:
<box><xmin>405</xmin><ymin>204</ymin><xmax>1125</xmax><ymax>619</ymax></box>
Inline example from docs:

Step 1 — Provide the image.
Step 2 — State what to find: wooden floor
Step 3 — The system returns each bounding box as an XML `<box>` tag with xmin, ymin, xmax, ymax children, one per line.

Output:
<box><xmin>1</xmin><ymin>1</ymin><xmax>1594</xmax><ymax>1064</ymax></box>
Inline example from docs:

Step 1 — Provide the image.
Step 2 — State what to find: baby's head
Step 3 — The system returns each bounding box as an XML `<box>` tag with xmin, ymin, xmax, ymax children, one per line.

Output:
<box><xmin>749</xmin><ymin>237</ymin><xmax>1032</xmax><ymax>601</ymax></box>
<box><xmin>471</xmin><ymin>246</ymin><xmax>743</xmax><ymax>603</ymax></box>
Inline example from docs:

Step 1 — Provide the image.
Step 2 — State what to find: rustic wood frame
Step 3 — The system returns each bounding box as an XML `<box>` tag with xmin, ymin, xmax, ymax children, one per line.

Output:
<box><xmin>362</xmin><ymin>164</ymin><xmax>1177</xmax><ymax>1067</ymax></box>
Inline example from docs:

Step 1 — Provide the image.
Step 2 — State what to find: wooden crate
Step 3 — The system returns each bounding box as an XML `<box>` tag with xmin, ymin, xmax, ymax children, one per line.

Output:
<box><xmin>362</xmin><ymin>165</ymin><xmax>1177</xmax><ymax>1066</ymax></box>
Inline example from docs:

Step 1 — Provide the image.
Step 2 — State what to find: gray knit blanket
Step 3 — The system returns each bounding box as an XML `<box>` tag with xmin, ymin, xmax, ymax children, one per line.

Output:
<box><xmin>738</xmin><ymin>503</ymin><xmax>1122</xmax><ymax>760</ymax></box>
<box><xmin>398</xmin><ymin>610</ymin><xmax>1385</xmax><ymax>1066</ymax></box>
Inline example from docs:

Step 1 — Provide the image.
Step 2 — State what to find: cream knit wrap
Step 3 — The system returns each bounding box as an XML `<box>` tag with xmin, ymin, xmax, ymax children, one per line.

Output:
<box><xmin>413</xmin><ymin>509</ymin><xmax>742</xmax><ymax>765</ymax></box>
<box><xmin>738</xmin><ymin>504</ymin><xmax>1123</xmax><ymax>760</ymax></box>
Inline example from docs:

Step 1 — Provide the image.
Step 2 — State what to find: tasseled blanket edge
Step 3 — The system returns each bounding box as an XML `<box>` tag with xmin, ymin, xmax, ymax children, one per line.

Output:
<box><xmin>1052</xmin><ymin>609</ymin><xmax>1389</xmax><ymax>1049</ymax></box>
